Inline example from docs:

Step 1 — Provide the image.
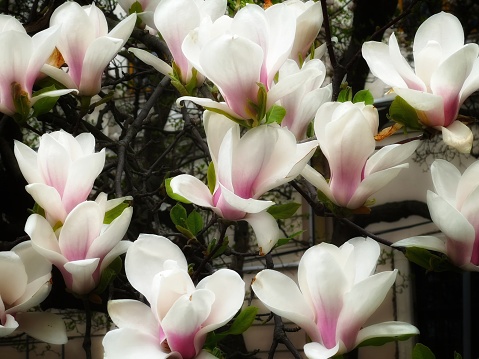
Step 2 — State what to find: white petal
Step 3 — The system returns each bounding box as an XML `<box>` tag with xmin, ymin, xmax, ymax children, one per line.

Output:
<box><xmin>129</xmin><ymin>47</ymin><xmax>173</xmax><ymax>77</ymax></box>
<box><xmin>244</xmin><ymin>211</ymin><xmax>282</xmax><ymax>255</ymax></box>
<box><xmin>355</xmin><ymin>321</ymin><xmax>419</xmax><ymax>348</ymax></box>
<box><xmin>13</xmin><ymin>140</ymin><xmax>41</xmax><ymax>184</ymax></box>
<box><xmin>301</xmin><ymin>164</ymin><xmax>335</xmax><ymax>204</ymax></box>
<box><xmin>25</xmin><ymin>183</ymin><xmax>67</xmax><ymax>224</ymax></box>
<box><xmin>63</xmin><ymin>258</ymin><xmax>100</xmax><ymax>295</ymax></box>
<box><xmin>17</xmin><ymin>312</ymin><xmax>67</xmax><ymax>344</ymax></box>
<box><xmin>430</xmin><ymin>159</ymin><xmax>461</xmax><ymax>206</ymax></box>
<box><xmin>103</xmin><ymin>328</ymin><xmax>167</xmax><ymax>359</ymax></box>
<box><xmin>169</xmin><ymin>174</ymin><xmax>214</xmax><ymax>208</ymax></box>
<box><xmin>364</xmin><ymin>141</ymin><xmax>419</xmax><ymax>176</ymax></box>
<box><xmin>392</xmin><ymin>236</ymin><xmax>447</xmax><ymax>254</ymax></box>
<box><xmin>440</xmin><ymin>121</ymin><xmax>473</xmax><ymax>153</ymax></box>
<box><xmin>303</xmin><ymin>341</ymin><xmax>340</xmax><ymax>359</ymax></box>
<box><xmin>107</xmin><ymin>299</ymin><xmax>158</xmax><ymax>337</ymax></box>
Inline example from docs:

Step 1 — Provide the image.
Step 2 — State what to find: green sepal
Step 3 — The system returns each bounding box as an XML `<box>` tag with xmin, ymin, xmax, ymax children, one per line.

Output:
<box><xmin>129</xmin><ymin>1</ymin><xmax>143</xmax><ymax>14</ymax></box>
<box><xmin>176</xmin><ymin>225</ymin><xmax>196</xmax><ymax>239</ymax></box>
<box><xmin>412</xmin><ymin>343</ymin><xmax>436</xmax><ymax>359</ymax></box>
<box><xmin>93</xmin><ymin>256</ymin><xmax>123</xmax><ymax>295</ymax></box>
<box><xmin>31</xmin><ymin>85</ymin><xmax>61</xmax><ymax>117</ymax></box>
<box><xmin>265</xmin><ymin>104</ymin><xmax>286</xmax><ymax>124</ymax></box>
<box><xmin>454</xmin><ymin>352</ymin><xmax>463</xmax><ymax>359</ymax></box>
<box><xmin>352</xmin><ymin>89</ymin><xmax>374</xmax><ymax>105</ymax></box>
<box><xmin>337</xmin><ymin>84</ymin><xmax>352</xmax><ymax>103</ymax></box>
<box><xmin>12</xmin><ymin>82</ymin><xmax>31</xmax><ymax>123</ymax></box>
<box><xmin>104</xmin><ymin>202</ymin><xmax>130</xmax><ymax>224</ymax></box>
<box><xmin>32</xmin><ymin>202</ymin><xmax>45</xmax><ymax>217</ymax></box>
<box><xmin>165</xmin><ymin>178</ymin><xmax>192</xmax><ymax>204</ymax></box>
<box><xmin>206</xmin><ymin>237</ymin><xmax>229</xmax><ymax>259</ymax></box>
<box><xmin>170</xmin><ymin>203</ymin><xmax>188</xmax><ymax>227</ymax></box>
<box><xmin>267</xmin><ymin>202</ymin><xmax>301</xmax><ymax>219</ymax></box>
<box><xmin>207</xmin><ymin>162</ymin><xmax>216</xmax><ymax>194</ymax></box>
<box><xmin>404</xmin><ymin>247</ymin><xmax>460</xmax><ymax>273</ymax></box>
<box><xmin>388</xmin><ymin>95</ymin><xmax>422</xmax><ymax>130</ymax></box>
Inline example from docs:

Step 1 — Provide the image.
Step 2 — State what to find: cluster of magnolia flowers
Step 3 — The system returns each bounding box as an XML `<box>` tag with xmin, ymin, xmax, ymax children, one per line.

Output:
<box><xmin>1</xmin><ymin>0</ymin><xmax>479</xmax><ymax>359</ymax></box>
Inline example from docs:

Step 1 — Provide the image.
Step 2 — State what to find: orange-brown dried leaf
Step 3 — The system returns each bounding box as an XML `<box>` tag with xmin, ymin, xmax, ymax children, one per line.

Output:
<box><xmin>375</xmin><ymin>123</ymin><xmax>403</xmax><ymax>141</ymax></box>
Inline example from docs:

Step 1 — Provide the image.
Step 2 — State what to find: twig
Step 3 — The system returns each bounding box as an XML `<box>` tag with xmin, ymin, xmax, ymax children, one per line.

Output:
<box><xmin>82</xmin><ymin>299</ymin><xmax>92</xmax><ymax>359</ymax></box>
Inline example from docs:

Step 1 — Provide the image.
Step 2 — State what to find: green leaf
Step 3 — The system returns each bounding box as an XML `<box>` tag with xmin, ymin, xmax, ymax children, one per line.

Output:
<box><xmin>186</xmin><ymin>210</ymin><xmax>203</xmax><ymax>236</ymax></box>
<box><xmin>267</xmin><ymin>202</ymin><xmax>301</xmax><ymax>219</ymax></box>
<box><xmin>165</xmin><ymin>178</ymin><xmax>191</xmax><ymax>204</ymax></box>
<box><xmin>353</xmin><ymin>89</ymin><xmax>374</xmax><ymax>105</ymax></box>
<box><xmin>207</xmin><ymin>162</ymin><xmax>216</xmax><ymax>194</ymax></box>
<box><xmin>412</xmin><ymin>343</ymin><xmax>436</xmax><ymax>359</ymax></box>
<box><xmin>93</xmin><ymin>256</ymin><xmax>123</xmax><ymax>295</ymax></box>
<box><xmin>337</xmin><ymin>85</ymin><xmax>352</xmax><ymax>103</ymax></box>
<box><xmin>454</xmin><ymin>352</ymin><xmax>463</xmax><ymax>359</ymax></box>
<box><xmin>359</xmin><ymin>333</ymin><xmax>418</xmax><ymax>348</ymax></box>
<box><xmin>104</xmin><ymin>202</ymin><xmax>130</xmax><ymax>224</ymax></box>
<box><xmin>265</xmin><ymin>104</ymin><xmax>286</xmax><ymax>124</ymax></box>
<box><xmin>176</xmin><ymin>225</ymin><xmax>195</xmax><ymax>239</ymax></box>
<box><xmin>170</xmin><ymin>203</ymin><xmax>188</xmax><ymax>227</ymax></box>
<box><xmin>388</xmin><ymin>95</ymin><xmax>422</xmax><ymax>130</ymax></box>
<box><xmin>404</xmin><ymin>247</ymin><xmax>459</xmax><ymax>273</ymax></box>
<box><xmin>222</xmin><ymin>306</ymin><xmax>258</xmax><ymax>336</ymax></box>
<box><xmin>211</xmin><ymin>237</ymin><xmax>229</xmax><ymax>259</ymax></box>
<box><xmin>129</xmin><ymin>0</ymin><xmax>143</xmax><ymax>13</ymax></box>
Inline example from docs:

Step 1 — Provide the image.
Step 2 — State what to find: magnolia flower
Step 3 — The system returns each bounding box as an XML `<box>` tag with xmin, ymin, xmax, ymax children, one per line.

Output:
<box><xmin>362</xmin><ymin>12</ymin><xmax>479</xmax><ymax>153</ymax></box>
<box><xmin>42</xmin><ymin>2</ymin><xmax>136</xmax><ymax>97</ymax></box>
<box><xmin>393</xmin><ymin>159</ymin><xmax>479</xmax><ymax>271</ymax></box>
<box><xmin>0</xmin><ymin>241</ymin><xmax>67</xmax><ymax>344</ymax></box>
<box><xmin>0</xmin><ymin>15</ymin><xmax>74</xmax><ymax>116</ymax></box>
<box><xmin>178</xmin><ymin>3</ymin><xmax>320</xmax><ymax>122</ymax></box>
<box><xmin>284</xmin><ymin>0</ymin><xmax>323</xmax><ymax>63</ymax></box>
<box><xmin>103</xmin><ymin>234</ymin><xmax>245</xmax><ymax>359</ymax></box>
<box><xmin>117</xmin><ymin>0</ymin><xmax>161</xmax><ymax>30</ymax></box>
<box><xmin>24</xmin><ymin>193</ymin><xmax>132</xmax><ymax>295</ymax></box>
<box><xmin>302</xmin><ymin>101</ymin><xmax>419</xmax><ymax>209</ymax></box>
<box><xmin>129</xmin><ymin>0</ymin><xmax>226</xmax><ymax>84</ymax></box>
<box><xmin>170</xmin><ymin>111</ymin><xmax>317</xmax><ymax>254</ymax></box>
<box><xmin>277</xmin><ymin>59</ymin><xmax>331</xmax><ymax>140</ymax></box>
<box><xmin>14</xmin><ymin>130</ymin><xmax>105</xmax><ymax>226</ymax></box>
<box><xmin>252</xmin><ymin>237</ymin><xmax>419</xmax><ymax>358</ymax></box>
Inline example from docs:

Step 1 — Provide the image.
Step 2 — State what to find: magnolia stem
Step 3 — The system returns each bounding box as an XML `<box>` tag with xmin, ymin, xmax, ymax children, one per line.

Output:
<box><xmin>82</xmin><ymin>299</ymin><xmax>92</xmax><ymax>359</ymax></box>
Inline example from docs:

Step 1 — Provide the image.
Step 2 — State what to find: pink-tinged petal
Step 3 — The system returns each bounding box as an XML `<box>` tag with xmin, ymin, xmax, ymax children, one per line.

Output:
<box><xmin>244</xmin><ymin>211</ymin><xmax>282</xmax><ymax>255</ymax></box>
<box><xmin>63</xmin><ymin>258</ymin><xmax>100</xmax><ymax>295</ymax></box>
<box><xmin>252</xmin><ymin>269</ymin><xmax>318</xmax><ymax>340</ymax></box>
<box><xmin>347</xmin><ymin>164</ymin><xmax>408</xmax><ymax>209</ymax></box>
<box><xmin>178</xmin><ymin>96</ymin><xmax>243</xmax><ymax>120</ymax></box>
<box><xmin>86</xmin><ymin>207</ymin><xmax>132</xmax><ymax>260</ymax></box>
<box><xmin>440</xmin><ymin>121</ymin><xmax>473</xmax><ymax>154</ymax></box>
<box><xmin>290</xmin><ymin>1</ymin><xmax>322</xmax><ymax>62</ymax></box>
<box><xmin>364</xmin><ymin>140</ymin><xmax>419</xmax><ymax>176</ymax></box>
<box><xmin>427</xmin><ymin>190</ymin><xmax>475</xmax><ymax>267</ymax></box>
<box><xmin>125</xmin><ymin>235</ymin><xmax>188</xmax><ymax>301</ymax></box>
<box><xmin>103</xmin><ymin>328</ymin><xmax>169</xmax><ymax>359</ymax></box>
<box><xmin>58</xmin><ymin>201</ymin><xmax>103</xmax><ymax>261</ymax></box>
<box><xmin>151</xmin><ymin>267</ymin><xmax>196</xmax><ymax>324</ymax></box>
<box><xmin>301</xmin><ymin>164</ymin><xmax>335</xmax><ymax>203</ymax></box>
<box><xmin>303</xmin><ymin>341</ymin><xmax>340</xmax><ymax>359</ymax></box>
<box><xmin>203</xmin><ymin>110</ymin><xmax>238</xmax><ymax>168</ymax></box>
<box><xmin>196</xmin><ymin>269</ymin><xmax>245</xmax><ymax>332</ymax></box>
<box><xmin>108</xmin><ymin>13</ymin><xmax>137</xmax><ymax>47</ymax></box>
<box><xmin>13</xmin><ymin>140</ymin><xmax>41</xmax><ymax>184</ymax></box>
<box><xmin>430</xmin><ymin>159</ymin><xmax>461</xmax><ymax>206</ymax></box>
<box><xmin>108</xmin><ymin>299</ymin><xmax>159</xmax><ymax>337</ymax></box>
<box><xmin>0</xmin><ymin>314</ymin><xmax>18</xmax><ymax>337</ymax></box>
<box><xmin>413</xmin><ymin>12</ymin><xmax>464</xmax><ymax>58</ymax></box>
<box><xmin>84</xmin><ymin>3</ymin><xmax>108</xmax><ymax>36</ymax></box>
<box><xmin>347</xmin><ymin>237</ymin><xmax>380</xmax><ymax>283</ymax></box>
<box><xmin>25</xmin><ymin>183</ymin><xmax>67</xmax><ymax>224</ymax></box>
<box><xmin>411</xmin><ymin>40</ymin><xmax>442</xmax><ymax>91</ymax></box>
<box><xmin>162</xmin><ymin>289</ymin><xmax>215</xmax><ymax>358</ymax></box>
<box><xmin>200</xmin><ymin>35</ymin><xmax>263</xmax><ymax>119</ymax></box>
<box><xmin>220</xmin><ymin>184</ymin><xmax>274</xmax><ymax>214</ymax></box>
<box><xmin>392</xmin><ymin>236</ymin><xmax>447</xmax><ymax>254</ymax></box>
<box><xmin>129</xmin><ymin>48</ymin><xmax>173</xmax><ymax>77</ymax></box>
<box><xmin>337</xmin><ymin>270</ymin><xmax>397</xmax><ymax>351</ymax></box>
<box><xmin>79</xmin><ymin>36</ymin><xmax>123</xmax><ymax>96</ymax></box>
<box><xmin>430</xmin><ymin>44</ymin><xmax>479</xmax><ymax>126</ymax></box>
<box><xmin>389</xmin><ymin>33</ymin><xmax>425</xmax><ymax>91</ymax></box>
<box><xmin>170</xmin><ymin>174</ymin><xmax>214</xmax><ymax>208</ymax></box>
<box><xmin>16</xmin><ymin>312</ymin><xmax>67</xmax><ymax>344</ymax></box>
<box><xmin>456</xmin><ymin>160</ymin><xmax>479</xmax><ymax>209</ymax></box>
<box><xmin>155</xmin><ymin>0</ymin><xmax>200</xmax><ymax>79</ymax></box>
<box><xmin>25</xmin><ymin>214</ymin><xmax>66</xmax><ymax>268</ymax></box>
<box><xmin>362</xmin><ymin>41</ymin><xmax>408</xmax><ymax>89</ymax></box>
<box><xmin>393</xmin><ymin>88</ymin><xmax>444</xmax><ymax>127</ymax></box>
<box><xmin>0</xmin><ymin>252</ymin><xmax>27</xmax><ymax>305</ymax></box>
<box><xmin>355</xmin><ymin>321</ymin><xmax>419</xmax><ymax>348</ymax></box>
<box><xmin>41</xmin><ymin>64</ymin><xmax>78</xmax><ymax>90</ymax></box>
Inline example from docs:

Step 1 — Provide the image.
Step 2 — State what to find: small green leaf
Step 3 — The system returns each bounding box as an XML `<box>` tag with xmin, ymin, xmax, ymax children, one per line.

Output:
<box><xmin>359</xmin><ymin>333</ymin><xmax>417</xmax><ymax>348</ymax></box>
<box><xmin>32</xmin><ymin>202</ymin><xmax>45</xmax><ymax>217</ymax></box>
<box><xmin>265</xmin><ymin>104</ymin><xmax>286</xmax><ymax>124</ymax></box>
<box><xmin>176</xmin><ymin>225</ymin><xmax>195</xmax><ymax>239</ymax></box>
<box><xmin>93</xmin><ymin>256</ymin><xmax>123</xmax><ymax>295</ymax></box>
<box><xmin>388</xmin><ymin>95</ymin><xmax>422</xmax><ymax>130</ymax></box>
<box><xmin>267</xmin><ymin>202</ymin><xmax>301</xmax><ymax>219</ymax></box>
<box><xmin>170</xmin><ymin>203</ymin><xmax>188</xmax><ymax>227</ymax></box>
<box><xmin>412</xmin><ymin>343</ymin><xmax>436</xmax><ymax>359</ymax></box>
<box><xmin>186</xmin><ymin>210</ymin><xmax>203</xmax><ymax>236</ymax></box>
<box><xmin>216</xmin><ymin>306</ymin><xmax>258</xmax><ymax>339</ymax></box>
<box><xmin>211</xmin><ymin>237</ymin><xmax>229</xmax><ymax>259</ymax></box>
<box><xmin>337</xmin><ymin>85</ymin><xmax>352</xmax><ymax>103</ymax></box>
<box><xmin>104</xmin><ymin>202</ymin><xmax>130</xmax><ymax>224</ymax></box>
<box><xmin>404</xmin><ymin>247</ymin><xmax>459</xmax><ymax>273</ymax></box>
<box><xmin>165</xmin><ymin>178</ymin><xmax>191</xmax><ymax>204</ymax></box>
<box><xmin>352</xmin><ymin>89</ymin><xmax>374</xmax><ymax>105</ymax></box>
<box><xmin>207</xmin><ymin>162</ymin><xmax>216</xmax><ymax>194</ymax></box>
<box><xmin>454</xmin><ymin>352</ymin><xmax>463</xmax><ymax>359</ymax></box>
<box><xmin>129</xmin><ymin>1</ymin><xmax>143</xmax><ymax>14</ymax></box>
